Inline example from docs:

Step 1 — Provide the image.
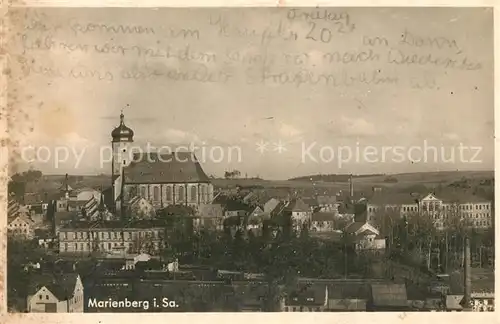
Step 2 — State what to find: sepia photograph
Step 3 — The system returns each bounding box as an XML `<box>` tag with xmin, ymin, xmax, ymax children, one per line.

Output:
<box><xmin>4</xmin><ymin>6</ymin><xmax>495</xmax><ymax>313</ymax></box>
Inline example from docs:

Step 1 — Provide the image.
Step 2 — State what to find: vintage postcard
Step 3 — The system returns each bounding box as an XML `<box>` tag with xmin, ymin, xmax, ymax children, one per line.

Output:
<box><xmin>2</xmin><ymin>3</ymin><xmax>495</xmax><ymax>317</ymax></box>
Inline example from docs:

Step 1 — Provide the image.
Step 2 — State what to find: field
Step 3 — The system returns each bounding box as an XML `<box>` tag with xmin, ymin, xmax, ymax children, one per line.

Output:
<box><xmin>25</xmin><ymin>171</ymin><xmax>493</xmax><ymax>198</ymax></box>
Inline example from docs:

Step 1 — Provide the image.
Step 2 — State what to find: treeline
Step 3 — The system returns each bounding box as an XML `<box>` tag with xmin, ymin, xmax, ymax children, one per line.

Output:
<box><xmin>289</xmin><ymin>173</ymin><xmax>383</xmax><ymax>182</ymax></box>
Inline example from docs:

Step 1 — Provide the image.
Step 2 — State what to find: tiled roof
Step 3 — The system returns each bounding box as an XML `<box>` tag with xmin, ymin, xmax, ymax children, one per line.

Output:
<box><xmin>368</xmin><ymin>193</ymin><xmax>420</xmax><ymax>205</ymax></box>
<box><xmin>436</xmin><ymin>191</ymin><xmax>491</xmax><ymax>204</ymax></box>
<box><xmin>284</xmin><ymin>198</ymin><xmax>310</xmax><ymax>213</ymax></box>
<box><xmin>29</xmin><ymin>273</ymin><xmax>79</xmax><ymax>301</ymax></box>
<box><xmin>312</xmin><ymin>212</ymin><xmax>336</xmax><ymax>222</ymax></box>
<box><xmin>123</xmin><ymin>152</ymin><xmax>210</xmax><ymax>184</ymax></box>
<box><xmin>328</xmin><ymin>283</ymin><xmax>371</xmax><ymax>299</ymax></box>
<box><xmin>286</xmin><ymin>283</ymin><xmax>327</xmax><ymax>307</ymax></box>
<box><xmin>54</xmin><ymin>211</ymin><xmax>79</xmax><ymax>224</ymax></box>
<box><xmin>224</xmin><ymin>199</ymin><xmax>252</xmax><ymax>212</ymax></box>
<box><xmin>317</xmin><ymin>196</ymin><xmax>337</xmax><ymax>205</ymax></box>
<box><xmin>61</xmin><ymin>219</ymin><xmax>166</xmax><ymax>230</ymax></box>
<box><xmin>344</xmin><ymin>221</ymin><xmax>366</xmax><ymax>234</ymax></box>
<box><xmin>232</xmin><ymin>282</ymin><xmax>268</xmax><ymax>308</ymax></box>
<box><xmin>198</xmin><ymin>204</ymin><xmax>224</xmax><ymax>218</ymax></box>
<box><xmin>371</xmin><ymin>284</ymin><xmax>408</xmax><ymax>307</ymax></box>
<box><xmin>446</xmin><ymin>295</ymin><xmax>463</xmax><ymax>310</ymax></box>
<box><xmin>8</xmin><ymin>198</ymin><xmax>20</xmax><ymax>220</ymax></box>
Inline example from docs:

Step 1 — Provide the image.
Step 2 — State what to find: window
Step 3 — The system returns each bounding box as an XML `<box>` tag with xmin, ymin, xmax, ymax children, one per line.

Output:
<box><xmin>46</xmin><ymin>295</ymin><xmax>49</xmax><ymax>300</ymax></box>
<box><xmin>200</xmin><ymin>186</ymin><xmax>206</xmax><ymax>202</ymax></box>
<box><xmin>178</xmin><ymin>186</ymin><xmax>185</xmax><ymax>201</ymax></box>
<box><xmin>64</xmin><ymin>243</ymin><xmax>68</xmax><ymax>251</ymax></box>
<box><xmin>166</xmin><ymin>187</ymin><xmax>172</xmax><ymax>201</ymax></box>
<box><xmin>153</xmin><ymin>186</ymin><xmax>160</xmax><ymax>202</ymax></box>
<box><xmin>74</xmin><ymin>243</ymin><xmax>78</xmax><ymax>250</ymax></box>
<box><xmin>39</xmin><ymin>295</ymin><xmax>42</xmax><ymax>300</ymax></box>
<box><xmin>191</xmin><ymin>186</ymin><xmax>197</xmax><ymax>202</ymax></box>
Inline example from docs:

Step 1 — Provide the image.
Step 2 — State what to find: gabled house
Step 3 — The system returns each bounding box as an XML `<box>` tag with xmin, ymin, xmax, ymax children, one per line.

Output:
<box><xmin>8</xmin><ymin>214</ymin><xmax>34</xmax><ymax>239</ymax></box>
<box><xmin>125</xmin><ymin>196</ymin><xmax>156</xmax><ymax>220</ymax></box>
<box><xmin>284</xmin><ymin>284</ymin><xmax>329</xmax><ymax>312</ymax></box>
<box><xmin>316</xmin><ymin>196</ymin><xmax>338</xmax><ymax>213</ymax></box>
<box><xmin>344</xmin><ymin>221</ymin><xmax>386</xmax><ymax>251</ymax></box>
<box><xmin>368</xmin><ymin>283</ymin><xmax>409</xmax><ymax>311</ymax></box>
<box><xmin>263</xmin><ymin>198</ymin><xmax>280</xmax><ymax>214</ymax></box>
<box><xmin>27</xmin><ymin>273</ymin><xmax>84</xmax><ymax>313</ymax></box>
<box><xmin>310</xmin><ymin>212</ymin><xmax>336</xmax><ymax>232</ymax></box>
<box><xmin>283</xmin><ymin>198</ymin><xmax>312</xmax><ymax>231</ymax></box>
<box><xmin>194</xmin><ymin>203</ymin><xmax>224</xmax><ymax>230</ymax></box>
<box><xmin>326</xmin><ymin>282</ymin><xmax>370</xmax><ymax>311</ymax></box>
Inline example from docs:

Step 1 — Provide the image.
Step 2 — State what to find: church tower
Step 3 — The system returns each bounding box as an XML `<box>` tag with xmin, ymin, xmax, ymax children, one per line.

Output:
<box><xmin>111</xmin><ymin>111</ymin><xmax>134</xmax><ymax>197</ymax></box>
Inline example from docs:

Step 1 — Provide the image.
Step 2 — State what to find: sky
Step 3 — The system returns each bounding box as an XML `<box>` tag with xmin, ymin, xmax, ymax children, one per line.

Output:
<box><xmin>7</xmin><ymin>7</ymin><xmax>494</xmax><ymax>179</ymax></box>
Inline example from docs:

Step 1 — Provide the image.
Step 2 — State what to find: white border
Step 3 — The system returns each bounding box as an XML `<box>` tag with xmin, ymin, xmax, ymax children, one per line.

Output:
<box><xmin>1</xmin><ymin>1</ymin><xmax>498</xmax><ymax>323</ymax></box>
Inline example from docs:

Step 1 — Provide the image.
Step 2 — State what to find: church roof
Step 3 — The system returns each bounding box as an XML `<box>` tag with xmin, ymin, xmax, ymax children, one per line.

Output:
<box><xmin>111</xmin><ymin>113</ymin><xmax>134</xmax><ymax>142</ymax></box>
<box><xmin>123</xmin><ymin>152</ymin><xmax>210</xmax><ymax>184</ymax></box>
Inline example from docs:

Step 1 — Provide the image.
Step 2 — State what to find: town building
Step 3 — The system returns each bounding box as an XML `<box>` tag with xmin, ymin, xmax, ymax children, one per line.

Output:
<box><xmin>58</xmin><ymin>220</ymin><xmax>165</xmax><ymax>255</ymax></box>
<box><xmin>365</xmin><ymin>192</ymin><xmax>492</xmax><ymax>230</ymax></box>
<box><xmin>310</xmin><ymin>212</ymin><xmax>336</xmax><ymax>232</ymax></box>
<box><xmin>282</xmin><ymin>198</ymin><xmax>312</xmax><ymax>231</ymax></box>
<box><xmin>111</xmin><ymin>113</ymin><xmax>214</xmax><ymax>213</ymax></box>
<box><xmin>344</xmin><ymin>221</ymin><xmax>386</xmax><ymax>251</ymax></box>
<box><xmin>26</xmin><ymin>273</ymin><xmax>84</xmax><ymax>313</ymax></box>
<box><xmin>284</xmin><ymin>284</ymin><xmax>329</xmax><ymax>312</ymax></box>
<box><xmin>8</xmin><ymin>198</ymin><xmax>34</xmax><ymax>239</ymax></box>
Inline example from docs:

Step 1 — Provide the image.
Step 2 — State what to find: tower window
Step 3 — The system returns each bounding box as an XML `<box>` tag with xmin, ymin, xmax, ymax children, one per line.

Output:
<box><xmin>123</xmin><ymin>149</ymin><xmax>126</xmax><ymax>152</ymax></box>
<box><xmin>166</xmin><ymin>187</ymin><xmax>172</xmax><ymax>201</ymax></box>
<box><xmin>191</xmin><ymin>186</ymin><xmax>197</xmax><ymax>202</ymax></box>
<box><xmin>123</xmin><ymin>160</ymin><xmax>126</xmax><ymax>165</ymax></box>
<box><xmin>153</xmin><ymin>186</ymin><xmax>160</xmax><ymax>202</ymax></box>
<box><xmin>178</xmin><ymin>187</ymin><xmax>185</xmax><ymax>202</ymax></box>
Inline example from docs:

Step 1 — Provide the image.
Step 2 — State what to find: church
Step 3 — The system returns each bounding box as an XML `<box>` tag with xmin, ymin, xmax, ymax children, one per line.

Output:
<box><xmin>111</xmin><ymin>112</ymin><xmax>214</xmax><ymax>213</ymax></box>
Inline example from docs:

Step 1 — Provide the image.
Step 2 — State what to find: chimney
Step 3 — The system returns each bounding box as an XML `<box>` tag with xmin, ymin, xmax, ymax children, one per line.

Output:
<box><xmin>349</xmin><ymin>174</ymin><xmax>354</xmax><ymax>198</ymax></box>
<box><xmin>464</xmin><ymin>237</ymin><xmax>472</xmax><ymax>308</ymax></box>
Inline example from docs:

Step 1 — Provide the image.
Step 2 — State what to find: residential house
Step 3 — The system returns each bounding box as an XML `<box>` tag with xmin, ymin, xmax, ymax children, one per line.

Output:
<box><xmin>263</xmin><ymin>198</ymin><xmax>280</xmax><ymax>215</ymax></box>
<box><xmin>284</xmin><ymin>284</ymin><xmax>329</xmax><ymax>312</ymax></box>
<box><xmin>316</xmin><ymin>196</ymin><xmax>339</xmax><ymax>214</ymax></box>
<box><xmin>326</xmin><ymin>282</ymin><xmax>370</xmax><ymax>311</ymax></box>
<box><xmin>310</xmin><ymin>212</ymin><xmax>336</xmax><ymax>232</ymax></box>
<box><xmin>69</xmin><ymin>187</ymin><xmax>103</xmax><ymax>202</ymax></box>
<box><xmin>223</xmin><ymin>199</ymin><xmax>251</xmax><ymax>218</ymax></box>
<box><xmin>34</xmin><ymin>229</ymin><xmax>55</xmax><ymax>249</ymax></box>
<box><xmin>193</xmin><ymin>203</ymin><xmax>224</xmax><ymax>230</ymax></box>
<box><xmin>52</xmin><ymin>210</ymin><xmax>80</xmax><ymax>235</ymax></box>
<box><xmin>366</xmin><ymin>192</ymin><xmax>492</xmax><ymax>230</ymax></box>
<box><xmin>232</xmin><ymin>282</ymin><xmax>269</xmax><ymax>311</ymax></box>
<box><xmin>344</xmin><ymin>222</ymin><xmax>386</xmax><ymax>251</ymax></box>
<box><xmin>8</xmin><ymin>199</ymin><xmax>34</xmax><ymax>239</ymax></box>
<box><xmin>58</xmin><ymin>220</ymin><xmax>165</xmax><ymax>255</ymax></box>
<box><xmin>368</xmin><ymin>283</ymin><xmax>409</xmax><ymax>311</ymax></box>
<box><xmin>27</xmin><ymin>273</ymin><xmax>84</xmax><ymax>313</ymax></box>
<box><xmin>471</xmin><ymin>292</ymin><xmax>495</xmax><ymax>312</ymax></box>
<box><xmin>283</xmin><ymin>198</ymin><xmax>312</xmax><ymax>231</ymax></box>
<box><xmin>125</xmin><ymin>196</ymin><xmax>156</xmax><ymax>220</ymax></box>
